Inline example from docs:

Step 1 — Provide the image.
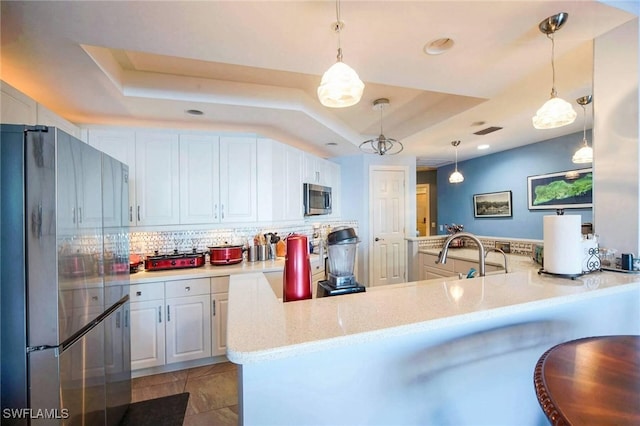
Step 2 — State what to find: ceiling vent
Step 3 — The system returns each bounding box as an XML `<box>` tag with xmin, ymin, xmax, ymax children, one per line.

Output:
<box><xmin>473</xmin><ymin>126</ymin><xmax>503</xmax><ymax>135</ymax></box>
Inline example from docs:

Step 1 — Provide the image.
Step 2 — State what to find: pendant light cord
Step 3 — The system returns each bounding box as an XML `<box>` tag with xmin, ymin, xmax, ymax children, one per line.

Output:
<box><xmin>582</xmin><ymin>104</ymin><xmax>588</xmax><ymax>145</ymax></box>
<box><xmin>335</xmin><ymin>0</ymin><xmax>343</xmax><ymax>61</ymax></box>
<box><xmin>547</xmin><ymin>33</ymin><xmax>557</xmax><ymax>98</ymax></box>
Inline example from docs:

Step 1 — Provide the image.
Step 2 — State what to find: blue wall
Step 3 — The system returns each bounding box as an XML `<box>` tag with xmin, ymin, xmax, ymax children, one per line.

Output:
<box><xmin>437</xmin><ymin>131</ymin><xmax>593</xmax><ymax>239</ymax></box>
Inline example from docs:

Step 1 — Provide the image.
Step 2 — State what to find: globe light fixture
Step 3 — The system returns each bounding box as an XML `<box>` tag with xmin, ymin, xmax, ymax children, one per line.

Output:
<box><xmin>532</xmin><ymin>12</ymin><xmax>577</xmax><ymax>129</ymax></box>
<box><xmin>449</xmin><ymin>140</ymin><xmax>464</xmax><ymax>184</ymax></box>
<box><xmin>572</xmin><ymin>95</ymin><xmax>593</xmax><ymax>164</ymax></box>
<box><xmin>317</xmin><ymin>0</ymin><xmax>364</xmax><ymax>108</ymax></box>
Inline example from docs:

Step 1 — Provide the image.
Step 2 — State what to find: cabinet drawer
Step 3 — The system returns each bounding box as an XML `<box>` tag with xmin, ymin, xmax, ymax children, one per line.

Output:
<box><xmin>423</xmin><ymin>253</ymin><xmax>455</xmax><ymax>272</ymax></box>
<box><xmin>165</xmin><ymin>278</ymin><xmax>209</xmax><ymax>298</ymax></box>
<box><xmin>130</xmin><ymin>282</ymin><xmax>164</xmax><ymax>302</ymax></box>
<box><xmin>210</xmin><ymin>276</ymin><xmax>230</xmax><ymax>294</ymax></box>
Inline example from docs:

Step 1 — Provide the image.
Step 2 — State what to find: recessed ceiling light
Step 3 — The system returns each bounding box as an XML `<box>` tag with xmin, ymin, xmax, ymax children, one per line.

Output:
<box><xmin>186</xmin><ymin>109</ymin><xmax>203</xmax><ymax>116</ymax></box>
<box><xmin>424</xmin><ymin>38</ymin><xmax>455</xmax><ymax>55</ymax></box>
<box><xmin>477</xmin><ymin>144</ymin><xmax>490</xmax><ymax>150</ymax></box>
<box><xmin>326</xmin><ymin>142</ymin><xmax>338</xmax><ymax>146</ymax></box>
<box><xmin>471</xmin><ymin>121</ymin><xmax>486</xmax><ymax>127</ymax></box>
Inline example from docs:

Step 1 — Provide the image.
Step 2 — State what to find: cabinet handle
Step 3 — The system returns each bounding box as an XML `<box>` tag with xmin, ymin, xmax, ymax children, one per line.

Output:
<box><xmin>129</xmin><ymin>206</ymin><xmax>133</xmax><ymax>222</ymax></box>
<box><xmin>91</xmin><ymin>295</ymin><xmax>98</xmax><ymax>301</ymax></box>
<box><xmin>72</xmin><ymin>207</ymin><xmax>76</xmax><ymax>224</ymax></box>
<box><xmin>78</xmin><ymin>206</ymin><xmax>82</xmax><ymax>224</ymax></box>
<box><xmin>185</xmin><ymin>286</ymin><xmax>191</xmax><ymax>292</ymax></box>
<box><xmin>136</xmin><ymin>291</ymin><xmax>142</xmax><ymax>296</ymax></box>
<box><xmin>158</xmin><ymin>306</ymin><xmax>162</xmax><ymax>323</ymax></box>
<box><xmin>137</xmin><ymin>205</ymin><xmax>141</xmax><ymax>221</ymax></box>
<box><xmin>212</xmin><ymin>299</ymin><xmax>216</xmax><ymax>316</ymax></box>
<box><xmin>124</xmin><ymin>309</ymin><xmax>129</xmax><ymax>328</ymax></box>
<box><xmin>167</xmin><ymin>305</ymin><xmax>171</xmax><ymax>322</ymax></box>
<box><xmin>116</xmin><ymin>311</ymin><xmax>121</xmax><ymax>329</ymax></box>
<box><xmin>221</xmin><ymin>204</ymin><xmax>224</xmax><ymax>220</ymax></box>
<box><xmin>214</xmin><ymin>204</ymin><xmax>218</xmax><ymax>220</ymax></box>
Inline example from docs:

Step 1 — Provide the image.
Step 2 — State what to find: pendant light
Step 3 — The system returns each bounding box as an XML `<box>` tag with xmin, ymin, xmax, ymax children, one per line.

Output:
<box><xmin>572</xmin><ymin>95</ymin><xmax>593</xmax><ymax>163</ymax></box>
<box><xmin>449</xmin><ymin>140</ymin><xmax>464</xmax><ymax>184</ymax></box>
<box><xmin>359</xmin><ymin>98</ymin><xmax>403</xmax><ymax>155</ymax></box>
<box><xmin>317</xmin><ymin>0</ymin><xmax>364</xmax><ymax>108</ymax></box>
<box><xmin>532</xmin><ymin>12</ymin><xmax>577</xmax><ymax>129</ymax></box>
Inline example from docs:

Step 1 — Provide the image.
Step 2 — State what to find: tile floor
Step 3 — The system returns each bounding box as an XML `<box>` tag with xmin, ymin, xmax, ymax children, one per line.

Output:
<box><xmin>131</xmin><ymin>362</ymin><xmax>239</xmax><ymax>426</ymax></box>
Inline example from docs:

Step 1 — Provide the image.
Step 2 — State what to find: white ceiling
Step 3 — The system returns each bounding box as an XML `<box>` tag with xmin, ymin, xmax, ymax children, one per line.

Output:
<box><xmin>1</xmin><ymin>1</ymin><xmax>636</xmax><ymax>166</ymax></box>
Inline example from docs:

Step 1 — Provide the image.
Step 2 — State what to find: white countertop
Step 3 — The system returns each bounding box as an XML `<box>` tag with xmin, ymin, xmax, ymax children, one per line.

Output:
<box><xmin>226</xmin><ymin>266</ymin><xmax>640</xmax><ymax>364</ymax></box>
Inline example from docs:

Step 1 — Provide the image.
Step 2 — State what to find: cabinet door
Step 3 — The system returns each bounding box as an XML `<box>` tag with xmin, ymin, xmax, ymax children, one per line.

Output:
<box><xmin>219</xmin><ymin>136</ymin><xmax>257</xmax><ymax>222</ymax></box>
<box><xmin>130</xmin><ymin>300</ymin><xmax>165</xmax><ymax>370</ymax></box>
<box><xmin>77</xmin><ymin>142</ymin><xmax>104</xmax><ymax>230</ymax></box>
<box><xmin>179</xmin><ymin>134</ymin><xmax>221</xmax><ymax>224</ymax></box>
<box><xmin>87</xmin><ymin>129</ymin><xmax>137</xmax><ymax>225</ymax></box>
<box><xmin>56</xmin><ymin>134</ymin><xmax>80</xmax><ymax>232</ymax></box>
<box><xmin>326</xmin><ymin>161</ymin><xmax>340</xmax><ymax>217</ymax></box>
<box><xmin>135</xmin><ymin>132</ymin><xmax>180</xmax><ymax>225</ymax></box>
<box><xmin>284</xmin><ymin>146</ymin><xmax>303</xmax><ymax>220</ymax></box>
<box><xmin>211</xmin><ymin>292</ymin><xmax>229</xmax><ymax>356</ymax></box>
<box><xmin>165</xmin><ymin>294</ymin><xmax>212</xmax><ymax>364</ymax></box>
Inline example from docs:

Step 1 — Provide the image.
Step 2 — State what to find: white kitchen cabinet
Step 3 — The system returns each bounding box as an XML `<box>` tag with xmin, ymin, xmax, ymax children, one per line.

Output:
<box><xmin>303</xmin><ymin>153</ymin><xmax>332</xmax><ymax>186</ymax></box>
<box><xmin>129</xmin><ymin>283</ymin><xmax>166</xmax><ymax>370</ymax></box>
<box><xmin>326</xmin><ymin>161</ymin><xmax>341</xmax><ymax>218</ymax></box>
<box><xmin>179</xmin><ymin>134</ymin><xmax>220</xmax><ymax>224</ymax></box>
<box><xmin>1</xmin><ymin>80</ymin><xmax>37</xmax><ymax>124</ymax></box>
<box><xmin>86</xmin><ymin>129</ymin><xmax>137</xmax><ymax>226</ymax></box>
<box><xmin>219</xmin><ymin>136</ymin><xmax>257</xmax><ymax>222</ymax></box>
<box><xmin>210</xmin><ymin>276</ymin><xmax>229</xmax><ymax>356</ymax></box>
<box><xmin>57</xmin><ymin>132</ymin><xmax>104</xmax><ymax>232</ymax></box>
<box><xmin>165</xmin><ymin>279</ymin><xmax>212</xmax><ymax>364</ymax></box>
<box><xmin>257</xmin><ymin>139</ymin><xmax>303</xmax><ymax>222</ymax></box>
<box><xmin>135</xmin><ymin>132</ymin><xmax>180</xmax><ymax>226</ymax></box>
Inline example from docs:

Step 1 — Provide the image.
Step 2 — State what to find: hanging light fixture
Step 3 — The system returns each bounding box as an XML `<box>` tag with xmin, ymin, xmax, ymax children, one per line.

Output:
<box><xmin>359</xmin><ymin>98</ymin><xmax>403</xmax><ymax>155</ymax></box>
<box><xmin>572</xmin><ymin>95</ymin><xmax>593</xmax><ymax>163</ymax></box>
<box><xmin>449</xmin><ymin>140</ymin><xmax>464</xmax><ymax>184</ymax></box>
<box><xmin>532</xmin><ymin>12</ymin><xmax>577</xmax><ymax>129</ymax></box>
<box><xmin>317</xmin><ymin>0</ymin><xmax>364</xmax><ymax>108</ymax></box>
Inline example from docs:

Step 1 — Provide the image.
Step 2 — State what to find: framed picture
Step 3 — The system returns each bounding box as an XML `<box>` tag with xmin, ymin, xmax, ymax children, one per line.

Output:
<box><xmin>473</xmin><ymin>190</ymin><xmax>512</xmax><ymax>218</ymax></box>
<box><xmin>527</xmin><ymin>168</ymin><xmax>592</xmax><ymax>210</ymax></box>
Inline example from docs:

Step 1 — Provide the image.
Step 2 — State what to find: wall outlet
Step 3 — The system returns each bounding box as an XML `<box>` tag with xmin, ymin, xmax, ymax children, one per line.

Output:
<box><xmin>439</xmin><ymin>225</ymin><xmax>444</xmax><ymax>232</ymax></box>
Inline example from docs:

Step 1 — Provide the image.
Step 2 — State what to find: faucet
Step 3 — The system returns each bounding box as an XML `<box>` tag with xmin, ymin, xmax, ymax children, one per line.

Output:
<box><xmin>485</xmin><ymin>248</ymin><xmax>509</xmax><ymax>274</ymax></box>
<box><xmin>437</xmin><ymin>232</ymin><xmax>486</xmax><ymax>277</ymax></box>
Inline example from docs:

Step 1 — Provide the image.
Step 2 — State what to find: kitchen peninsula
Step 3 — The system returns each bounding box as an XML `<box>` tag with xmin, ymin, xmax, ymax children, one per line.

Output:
<box><xmin>227</xmin><ymin>265</ymin><xmax>640</xmax><ymax>425</ymax></box>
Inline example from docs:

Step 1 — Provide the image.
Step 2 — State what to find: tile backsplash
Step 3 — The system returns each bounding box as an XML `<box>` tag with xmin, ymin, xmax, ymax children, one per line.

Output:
<box><xmin>130</xmin><ymin>220</ymin><xmax>358</xmax><ymax>255</ymax></box>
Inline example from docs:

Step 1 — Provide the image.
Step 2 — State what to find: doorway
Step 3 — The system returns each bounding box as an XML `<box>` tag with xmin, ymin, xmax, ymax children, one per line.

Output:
<box><xmin>369</xmin><ymin>166</ymin><xmax>409</xmax><ymax>287</ymax></box>
<box><xmin>416</xmin><ymin>184</ymin><xmax>431</xmax><ymax>236</ymax></box>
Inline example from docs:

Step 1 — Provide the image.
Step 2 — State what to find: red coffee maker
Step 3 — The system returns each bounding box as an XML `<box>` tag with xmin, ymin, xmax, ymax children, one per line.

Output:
<box><xmin>283</xmin><ymin>234</ymin><xmax>312</xmax><ymax>302</ymax></box>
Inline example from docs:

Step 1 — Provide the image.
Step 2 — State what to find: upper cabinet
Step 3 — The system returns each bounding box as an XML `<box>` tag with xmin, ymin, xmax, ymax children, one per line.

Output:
<box><xmin>303</xmin><ymin>153</ymin><xmax>334</xmax><ymax>187</ymax></box>
<box><xmin>134</xmin><ymin>132</ymin><xmax>181</xmax><ymax>226</ymax></box>
<box><xmin>257</xmin><ymin>139</ymin><xmax>303</xmax><ymax>222</ymax></box>
<box><xmin>219</xmin><ymin>136</ymin><xmax>257</xmax><ymax>223</ymax></box>
<box><xmin>1</xmin><ymin>80</ymin><xmax>81</xmax><ymax>138</ymax></box>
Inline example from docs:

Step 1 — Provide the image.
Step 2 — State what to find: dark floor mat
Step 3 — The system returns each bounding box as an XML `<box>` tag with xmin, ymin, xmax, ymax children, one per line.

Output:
<box><xmin>120</xmin><ymin>392</ymin><xmax>189</xmax><ymax>426</ymax></box>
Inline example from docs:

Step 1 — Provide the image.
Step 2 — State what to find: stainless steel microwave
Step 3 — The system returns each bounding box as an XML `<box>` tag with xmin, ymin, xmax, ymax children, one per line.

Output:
<box><xmin>304</xmin><ymin>183</ymin><xmax>332</xmax><ymax>216</ymax></box>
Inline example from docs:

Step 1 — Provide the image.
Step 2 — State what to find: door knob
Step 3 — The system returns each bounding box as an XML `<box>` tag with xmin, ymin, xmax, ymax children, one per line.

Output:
<box><xmin>375</xmin><ymin>237</ymin><xmax>384</xmax><ymax>242</ymax></box>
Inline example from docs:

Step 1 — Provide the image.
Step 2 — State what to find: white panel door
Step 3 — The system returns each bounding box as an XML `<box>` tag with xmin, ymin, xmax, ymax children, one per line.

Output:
<box><xmin>130</xmin><ymin>300</ymin><xmax>165</xmax><ymax>370</ymax></box>
<box><xmin>370</xmin><ymin>168</ymin><xmax>406</xmax><ymax>286</ymax></box>
<box><xmin>179</xmin><ymin>134</ymin><xmax>221</xmax><ymax>224</ymax></box>
<box><xmin>219</xmin><ymin>136</ymin><xmax>257</xmax><ymax>222</ymax></box>
<box><xmin>135</xmin><ymin>132</ymin><xmax>180</xmax><ymax>226</ymax></box>
<box><xmin>165</xmin><ymin>294</ymin><xmax>211</xmax><ymax>364</ymax></box>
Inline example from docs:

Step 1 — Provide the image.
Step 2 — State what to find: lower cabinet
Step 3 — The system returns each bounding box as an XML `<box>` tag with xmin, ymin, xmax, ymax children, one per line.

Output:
<box><xmin>165</xmin><ymin>278</ymin><xmax>212</xmax><ymax>363</ymax></box>
<box><xmin>211</xmin><ymin>276</ymin><xmax>229</xmax><ymax>357</ymax></box>
<box><xmin>130</xmin><ymin>283</ymin><xmax>166</xmax><ymax>370</ymax></box>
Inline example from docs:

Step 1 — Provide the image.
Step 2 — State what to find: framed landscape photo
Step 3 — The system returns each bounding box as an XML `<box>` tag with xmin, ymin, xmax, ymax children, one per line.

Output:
<box><xmin>527</xmin><ymin>168</ymin><xmax>593</xmax><ymax>210</ymax></box>
<box><xmin>473</xmin><ymin>190</ymin><xmax>512</xmax><ymax>218</ymax></box>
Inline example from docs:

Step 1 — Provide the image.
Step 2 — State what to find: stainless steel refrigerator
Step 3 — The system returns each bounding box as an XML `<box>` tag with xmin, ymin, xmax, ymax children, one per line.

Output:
<box><xmin>1</xmin><ymin>125</ymin><xmax>131</xmax><ymax>425</ymax></box>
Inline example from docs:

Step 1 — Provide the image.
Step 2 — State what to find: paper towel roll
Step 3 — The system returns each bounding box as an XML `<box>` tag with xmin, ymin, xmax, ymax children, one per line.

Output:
<box><xmin>543</xmin><ymin>215</ymin><xmax>583</xmax><ymax>275</ymax></box>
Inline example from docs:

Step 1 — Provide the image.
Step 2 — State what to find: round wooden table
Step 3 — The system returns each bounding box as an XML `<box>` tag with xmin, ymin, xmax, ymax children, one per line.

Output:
<box><xmin>534</xmin><ymin>335</ymin><xmax>640</xmax><ymax>425</ymax></box>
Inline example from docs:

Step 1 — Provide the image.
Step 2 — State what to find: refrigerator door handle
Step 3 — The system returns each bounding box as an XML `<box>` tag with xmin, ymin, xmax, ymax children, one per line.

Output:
<box><xmin>59</xmin><ymin>295</ymin><xmax>129</xmax><ymax>353</ymax></box>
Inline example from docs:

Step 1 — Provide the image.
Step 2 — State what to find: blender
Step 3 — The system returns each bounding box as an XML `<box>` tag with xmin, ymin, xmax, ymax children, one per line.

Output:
<box><xmin>317</xmin><ymin>227</ymin><xmax>366</xmax><ymax>297</ymax></box>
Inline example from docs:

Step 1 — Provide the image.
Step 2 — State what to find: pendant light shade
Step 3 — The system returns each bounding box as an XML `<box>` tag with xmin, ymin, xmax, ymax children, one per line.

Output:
<box><xmin>572</xmin><ymin>95</ymin><xmax>593</xmax><ymax>164</ymax></box>
<box><xmin>359</xmin><ymin>98</ymin><xmax>403</xmax><ymax>155</ymax></box>
<box><xmin>318</xmin><ymin>55</ymin><xmax>365</xmax><ymax>108</ymax></box>
<box><xmin>317</xmin><ymin>1</ymin><xmax>364</xmax><ymax>108</ymax></box>
<box><xmin>448</xmin><ymin>140</ymin><xmax>464</xmax><ymax>184</ymax></box>
<box><xmin>532</xmin><ymin>12</ymin><xmax>577</xmax><ymax>129</ymax></box>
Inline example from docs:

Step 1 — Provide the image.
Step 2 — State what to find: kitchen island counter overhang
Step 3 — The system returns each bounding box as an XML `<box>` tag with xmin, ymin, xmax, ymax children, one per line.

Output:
<box><xmin>226</xmin><ymin>271</ymin><xmax>640</xmax><ymax>425</ymax></box>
